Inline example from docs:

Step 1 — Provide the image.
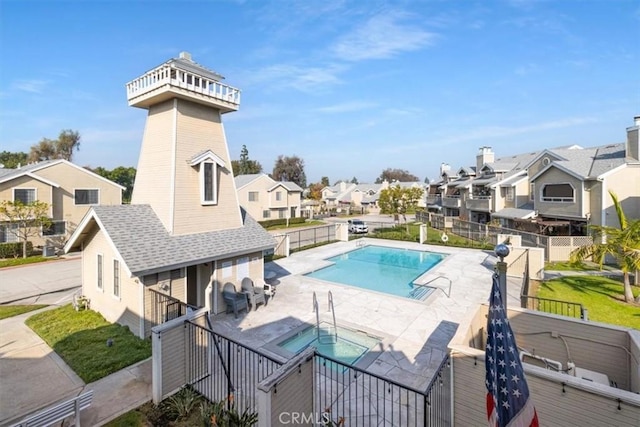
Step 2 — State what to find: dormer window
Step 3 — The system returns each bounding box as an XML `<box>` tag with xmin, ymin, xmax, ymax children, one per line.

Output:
<box><xmin>190</xmin><ymin>150</ymin><xmax>226</xmax><ymax>206</ymax></box>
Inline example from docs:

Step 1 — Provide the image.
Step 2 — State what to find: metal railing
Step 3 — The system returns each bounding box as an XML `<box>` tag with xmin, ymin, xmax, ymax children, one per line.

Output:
<box><xmin>185</xmin><ymin>321</ymin><xmax>283</xmax><ymax>414</ymax></box>
<box><xmin>520</xmin><ymin>295</ymin><xmax>587</xmax><ymax>320</ymax></box>
<box><xmin>148</xmin><ymin>288</ymin><xmax>196</xmax><ymax>326</ymax></box>
<box><xmin>315</xmin><ymin>353</ymin><xmax>451</xmax><ymax>426</ymax></box>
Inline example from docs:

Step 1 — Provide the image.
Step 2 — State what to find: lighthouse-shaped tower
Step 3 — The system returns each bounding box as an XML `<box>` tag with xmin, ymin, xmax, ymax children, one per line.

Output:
<box><xmin>127</xmin><ymin>52</ymin><xmax>242</xmax><ymax>235</ymax></box>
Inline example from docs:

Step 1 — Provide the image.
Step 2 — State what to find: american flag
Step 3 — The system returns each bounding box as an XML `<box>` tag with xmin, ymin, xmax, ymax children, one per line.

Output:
<box><xmin>485</xmin><ymin>274</ymin><xmax>539</xmax><ymax>427</ymax></box>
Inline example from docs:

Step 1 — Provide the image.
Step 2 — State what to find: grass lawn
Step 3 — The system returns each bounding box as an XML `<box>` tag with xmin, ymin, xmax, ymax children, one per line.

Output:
<box><xmin>26</xmin><ymin>304</ymin><xmax>151</xmax><ymax>383</ymax></box>
<box><xmin>262</xmin><ymin>220</ymin><xmax>326</xmax><ymax>231</ymax></box>
<box><xmin>0</xmin><ymin>304</ymin><xmax>47</xmax><ymax>320</ymax></box>
<box><xmin>370</xmin><ymin>223</ymin><xmax>494</xmax><ymax>250</ymax></box>
<box><xmin>0</xmin><ymin>256</ymin><xmax>51</xmax><ymax>269</ymax></box>
<box><xmin>544</xmin><ymin>260</ymin><xmax>619</xmax><ymax>272</ymax></box>
<box><xmin>536</xmin><ymin>275</ymin><xmax>640</xmax><ymax>329</ymax></box>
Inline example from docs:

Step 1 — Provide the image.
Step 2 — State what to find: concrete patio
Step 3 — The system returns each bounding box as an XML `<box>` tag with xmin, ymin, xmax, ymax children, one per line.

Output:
<box><xmin>210</xmin><ymin>238</ymin><xmax>522</xmax><ymax>391</ymax></box>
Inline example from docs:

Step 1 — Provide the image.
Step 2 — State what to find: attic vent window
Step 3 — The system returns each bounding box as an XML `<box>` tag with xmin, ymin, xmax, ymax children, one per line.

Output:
<box><xmin>542</xmin><ymin>157</ymin><xmax>551</xmax><ymax>166</ymax></box>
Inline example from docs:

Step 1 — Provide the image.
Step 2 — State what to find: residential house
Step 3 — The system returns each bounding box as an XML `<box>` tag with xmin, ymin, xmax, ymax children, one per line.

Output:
<box><xmin>235</xmin><ymin>173</ymin><xmax>302</xmax><ymax>221</ymax></box>
<box><xmin>433</xmin><ymin>117</ymin><xmax>640</xmax><ymax>234</ymax></box>
<box><xmin>64</xmin><ymin>52</ymin><xmax>275</xmax><ymax>338</ymax></box>
<box><xmin>321</xmin><ymin>180</ymin><xmax>428</xmax><ymax>214</ymax></box>
<box><xmin>0</xmin><ymin>159</ymin><xmax>124</xmax><ymax>251</ymax></box>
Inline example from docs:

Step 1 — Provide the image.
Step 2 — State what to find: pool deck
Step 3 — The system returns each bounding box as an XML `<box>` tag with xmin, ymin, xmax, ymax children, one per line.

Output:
<box><xmin>211</xmin><ymin>238</ymin><xmax>522</xmax><ymax>391</ymax></box>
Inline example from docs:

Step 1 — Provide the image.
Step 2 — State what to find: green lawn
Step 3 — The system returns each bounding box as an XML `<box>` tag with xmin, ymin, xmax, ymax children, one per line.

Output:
<box><xmin>0</xmin><ymin>304</ymin><xmax>47</xmax><ymax>320</ymax></box>
<box><xmin>0</xmin><ymin>256</ymin><xmax>51</xmax><ymax>269</ymax></box>
<box><xmin>370</xmin><ymin>223</ymin><xmax>494</xmax><ymax>250</ymax></box>
<box><xmin>26</xmin><ymin>304</ymin><xmax>151</xmax><ymax>383</ymax></box>
<box><xmin>536</xmin><ymin>275</ymin><xmax>640</xmax><ymax>329</ymax></box>
<box><xmin>262</xmin><ymin>220</ymin><xmax>326</xmax><ymax>231</ymax></box>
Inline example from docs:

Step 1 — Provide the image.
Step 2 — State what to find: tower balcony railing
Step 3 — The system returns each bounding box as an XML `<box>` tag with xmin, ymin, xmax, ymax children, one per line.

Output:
<box><xmin>126</xmin><ymin>65</ymin><xmax>241</xmax><ymax>106</ymax></box>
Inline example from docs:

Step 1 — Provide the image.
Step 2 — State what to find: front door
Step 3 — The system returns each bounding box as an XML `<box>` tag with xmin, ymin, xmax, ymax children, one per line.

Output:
<box><xmin>187</xmin><ymin>265</ymin><xmax>197</xmax><ymax>307</ymax></box>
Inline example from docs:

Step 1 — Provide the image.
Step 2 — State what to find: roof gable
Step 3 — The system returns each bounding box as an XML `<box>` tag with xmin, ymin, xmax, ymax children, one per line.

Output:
<box><xmin>190</xmin><ymin>150</ymin><xmax>226</xmax><ymax>168</ymax></box>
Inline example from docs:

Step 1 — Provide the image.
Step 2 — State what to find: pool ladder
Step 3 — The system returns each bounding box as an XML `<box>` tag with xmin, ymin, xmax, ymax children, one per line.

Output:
<box><xmin>313</xmin><ymin>291</ymin><xmax>338</xmax><ymax>344</ymax></box>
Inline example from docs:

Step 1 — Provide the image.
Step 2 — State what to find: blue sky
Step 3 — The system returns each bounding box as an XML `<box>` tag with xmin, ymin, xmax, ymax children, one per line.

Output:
<box><xmin>1</xmin><ymin>0</ymin><xmax>639</xmax><ymax>184</ymax></box>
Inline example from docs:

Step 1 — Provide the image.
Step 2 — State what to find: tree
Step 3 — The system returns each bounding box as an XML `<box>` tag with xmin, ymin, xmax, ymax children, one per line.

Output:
<box><xmin>29</xmin><ymin>129</ymin><xmax>81</xmax><ymax>162</ymax></box>
<box><xmin>90</xmin><ymin>166</ymin><xmax>136</xmax><ymax>203</ymax></box>
<box><xmin>378</xmin><ymin>185</ymin><xmax>425</xmax><ymax>226</ymax></box>
<box><xmin>231</xmin><ymin>145</ymin><xmax>263</xmax><ymax>176</ymax></box>
<box><xmin>307</xmin><ymin>182</ymin><xmax>324</xmax><ymax>201</ymax></box>
<box><xmin>320</xmin><ymin>176</ymin><xmax>330</xmax><ymax>187</ymax></box>
<box><xmin>0</xmin><ymin>200</ymin><xmax>52</xmax><ymax>258</ymax></box>
<box><xmin>350</xmin><ymin>176</ymin><xmax>359</xmax><ymax>184</ymax></box>
<box><xmin>272</xmin><ymin>155</ymin><xmax>307</xmax><ymax>188</ymax></box>
<box><xmin>375</xmin><ymin>168</ymin><xmax>419</xmax><ymax>183</ymax></box>
<box><xmin>0</xmin><ymin>151</ymin><xmax>29</xmax><ymax>168</ymax></box>
<box><xmin>570</xmin><ymin>191</ymin><xmax>640</xmax><ymax>303</ymax></box>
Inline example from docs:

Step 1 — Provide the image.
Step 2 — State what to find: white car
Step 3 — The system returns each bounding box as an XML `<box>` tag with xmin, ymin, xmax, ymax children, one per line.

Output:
<box><xmin>348</xmin><ymin>219</ymin><xmax>368</xmax><ymax>234</ymax></box>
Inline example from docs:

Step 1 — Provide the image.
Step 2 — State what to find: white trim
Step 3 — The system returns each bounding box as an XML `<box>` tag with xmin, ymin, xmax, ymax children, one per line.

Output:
<box><xmin>170</xmin><ymin>98</ymin><xmax>177</xmax><ymax>233</ymax></box>
<box><xmin>199</xmin><ymin>161</ymin><xmax>218</xmax><ymax>205</ymax></box>
<box><xmin>521</xmin><ymin>149</ymin><xmax>566</xmax><ymax>171</ymax></box>
<box><xmin>12</xmin><ymin>187</ymin><xmax>37</xmax><ymax>204</ymax></box>
<box><xmin>0</xmin><ymin>171</ymin><xmax>60</xmax><ymax>187</ymax></box>
<box><xmin>221</xmin><ymin>121</ymin><xmax>244</xmax><ymax>226</ymax></box>
<box><xmin>97</xmin><ymin>253</ymin><xmax>104</xmax><ymax>292</ymax></box>
<box><xmin>138</xmin><ymin>278</ymin><xmax>145</xmax><ymax>339</ymax></box>
<box><xmin>14</xmin><ymin>159</ymin><xmax>126</xmax><ymax>190</ymax></box>
<box><xmin>529</xmin><ymin>162</ymin><xmax>584</xmax><ymax>182</ymax></box>
<box><xmin>596</xmin><ymin>162</ymin><xmax>627</xmax><ymax>179</ymax></box>
<box><xmin>73</xmin><ymin>188</ymin><xmax>100</xmax><ymax>206</ymax></box>
<box><xmin>540</xmin><ymin>182</ymin><xmax>576</xmax><ymax>203</ymax></box>
<box><xmin>190</xmin><ymin>149</ymin><xmax>226</xmax><ymax>168</ymax></box>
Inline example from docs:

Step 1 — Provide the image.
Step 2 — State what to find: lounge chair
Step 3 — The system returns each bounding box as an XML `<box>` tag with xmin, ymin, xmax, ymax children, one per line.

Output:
<box><xmin>241</xmin><ymin>277</ymin><xmax>267</xmax><ymax>310</ymax></box>
<box><xmin>222</xmin><ymin>283</ymin><xmax>249</xmax><ymax>318</ymax></box>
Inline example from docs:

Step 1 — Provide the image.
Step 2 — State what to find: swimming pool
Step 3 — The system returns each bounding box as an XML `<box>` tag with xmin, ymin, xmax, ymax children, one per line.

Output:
<box><xmin>276</xmin><ymin>322</ymin><xmax>382</xmax><ymax>366</ymax></box>
<box><xmin>305</xmin><ymin>245</ymin><xmax>445</xmax><ymax>300</ymax></box>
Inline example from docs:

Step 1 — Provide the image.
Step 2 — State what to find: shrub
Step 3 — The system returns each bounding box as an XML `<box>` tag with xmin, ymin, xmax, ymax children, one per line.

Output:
<box><xmin>0</xmin><ymin>241</ymin><xmax>33</xmax><ymax>258</ymax></box>
<box><xmin>258</xmin><ymin>217</ymin><xmax>306</xmax><ymax>229</ymax></box>
<box><xmin>164</xmin><ymin>385</ymin><xmax>202</xmax><ymax>420</ymax></box>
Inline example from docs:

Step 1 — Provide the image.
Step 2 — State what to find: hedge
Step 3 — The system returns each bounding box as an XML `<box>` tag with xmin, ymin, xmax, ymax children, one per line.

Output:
<box><xmin>259</xmin><ymin>217</ymin><xmax>306</xmax><ymax>229</ymax></box>
<box><xmin>0</xmin><ymin>241</ymin><xmax>33</xmax><ymax>258</ymax></box>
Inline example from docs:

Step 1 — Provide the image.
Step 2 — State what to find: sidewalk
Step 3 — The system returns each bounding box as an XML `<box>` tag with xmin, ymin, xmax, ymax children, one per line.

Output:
<box><xmin>0</xmin><ymin>305</ymin><xmax>151</xmax><ymax>426</ymax></box>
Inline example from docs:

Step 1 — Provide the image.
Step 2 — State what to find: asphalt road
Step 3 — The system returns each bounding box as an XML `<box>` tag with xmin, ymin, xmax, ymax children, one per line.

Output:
<box><xmin>0</xmin><ymin>255</ymin><xmax>82</xmax><ymax>304</ymax></box>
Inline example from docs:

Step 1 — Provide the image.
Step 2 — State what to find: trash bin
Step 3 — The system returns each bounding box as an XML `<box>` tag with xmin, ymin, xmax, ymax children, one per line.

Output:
<box><xmin>43</xmin><ymin>246</ymin><xmax>56</xmax><ymax>257</ymax></box>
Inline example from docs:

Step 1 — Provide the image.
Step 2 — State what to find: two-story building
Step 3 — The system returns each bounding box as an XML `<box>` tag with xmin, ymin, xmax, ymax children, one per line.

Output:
<box><xmin>0</xmin><ymin>159</ymin><xmax>124</xmax><ymax>251</ymax></box>
<box><xmin>64</xmin><ymin>52</ymin><xmax>275</xmax><ymax>338</ymax></box>
<box><xmin>321</xmin><ymin>180</ymin><xmax>428</xmax><ymax>214</ymax></box>
<box><xmin>235</xmin><ymin>173</ymin><xmax>302</xmax><ymax>221</ymax></box>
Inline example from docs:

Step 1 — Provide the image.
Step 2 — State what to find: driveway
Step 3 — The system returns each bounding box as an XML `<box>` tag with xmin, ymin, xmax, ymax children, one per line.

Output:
<box><xmin>0</xmin><ymin>255</ymin><xmax>81</xmax><ymax>304</ymax></box>
<box><xmin>0</xmin><ymin>307</ymin><xmax>85</xmax><ymax>425</ymax></box>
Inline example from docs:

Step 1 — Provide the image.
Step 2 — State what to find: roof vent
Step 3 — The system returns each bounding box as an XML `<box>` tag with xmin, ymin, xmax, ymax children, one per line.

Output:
<box><xmin>179</xmin><ymin>51</ymin><xmax>192</xmax><ymax>61</ymax></box>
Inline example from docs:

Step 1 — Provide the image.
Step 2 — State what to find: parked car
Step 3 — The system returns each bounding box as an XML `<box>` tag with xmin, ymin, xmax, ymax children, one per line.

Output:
<box><xmin>348</xmin><ymin>219</ymin><xmax>368</xmax><ymax>234</ymax></box>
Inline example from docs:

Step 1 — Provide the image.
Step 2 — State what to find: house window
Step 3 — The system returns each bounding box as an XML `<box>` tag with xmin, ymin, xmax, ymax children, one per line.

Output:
<box><xmin>201</xmin><ymin>162</ymin><xmax>217</xmax><ymax>205</ymax></box>
<box><xmin>275</xmin><ymin>191</ymin><xmax>282</xmax><ymax>201</ymax></box>
<box><xmin>505</xmin><ymin>187</ymin><xmax>514</xmax><ymax>202</ymax></box>
<box><xmin>0</xmin><ymin>224</ymin><xmax>19</xmax><ymax>243</ymax></box>
<box><xmin>14</xmin><ymin>188</ymin><xmax>36</xmax><ymax>204</ymax></box>
<box><xmin>278</xmin><ymin>209</ymin><xmax>286</xmax><ymax>219</ymax></box>
<box><xmin>530</xmin><ymin>183</ymin><xmax>535</xmax><ymax>201</ymax></box>
<box><xmin>248</xmin><ymin>192</ymin><xmax>259</xmax><ymax>202</ymax></box>
<box><xmin>541</xmin><ymin>183</ymin><xmax>574</xmax><ymax>202</ymax></box>
<box><xmin>97</xmin><ymin>254</ymin><xmax>103</xmax><ymax>290</ymax></box>
<box><xmin>113</xmin><ymin>260</ymin><xmax>120</xmax><ymax>297</ymax></box>
<box><xmin>75</xmin><ymin>189</ymin><xmax>99</xmax><ymax>205</ymax></box>
<box><xmin>42</xmin><ymin>220</ymin><xmax>66</xmax><ymax>236</ymax></box>
<box><xmin>262</xmin><ymin>210</ymin><xmax>271</xmax><ymax>219</ymax></box>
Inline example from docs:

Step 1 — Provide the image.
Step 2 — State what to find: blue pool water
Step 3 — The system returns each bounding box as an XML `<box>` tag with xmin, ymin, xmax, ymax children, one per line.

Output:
<box><xmin>305</xmin><ymin>245</ymin><xmax>445</xmax><ymax>299</ymax></box>
<box><xmin>277</xmin><ymin>323</ymin><xmax>381</xmax><ymax>366</ymax></box>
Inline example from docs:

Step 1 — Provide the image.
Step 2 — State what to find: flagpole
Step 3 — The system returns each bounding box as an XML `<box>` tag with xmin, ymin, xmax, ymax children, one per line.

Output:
<box><xmin>494</xmin><ymin>243</ymin><xmax>510</xmax><ymax>311</ymax></box>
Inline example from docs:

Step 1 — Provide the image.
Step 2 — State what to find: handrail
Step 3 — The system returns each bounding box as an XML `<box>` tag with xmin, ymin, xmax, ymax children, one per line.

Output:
<box><xmin>414</xmin><ymin>275</ymin><xmax>453</xmax><ymax>297</ymax></box>
<box><xmin>327</xmin><ymin>291</ymin><xmax>338</xmax><ymax>340</ymax></box>
<box><xmin>312</xmin><ymin>292</ymin><xmax>320</xmax><ymax>342</ymax></box>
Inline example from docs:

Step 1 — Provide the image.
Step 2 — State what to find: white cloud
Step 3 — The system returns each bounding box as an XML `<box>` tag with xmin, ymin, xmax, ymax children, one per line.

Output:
<box><xmin>315</xmin><ymin>101</ymin><xmax>377</xmax><ymax>114</ymax></box>
<box><xmin>244</xmin><ymin>63</ymin><xmax>345</xmax><ymax>92</ymax></box>
<box><xmin>12</xmin><ymin>79</ymin><xmax>49</xmax><ymax>93</ymax></box>
<box><xmin>332</xmin><ymin>11</ymin><xmax>437</xmax><ymax>61</ymax></box>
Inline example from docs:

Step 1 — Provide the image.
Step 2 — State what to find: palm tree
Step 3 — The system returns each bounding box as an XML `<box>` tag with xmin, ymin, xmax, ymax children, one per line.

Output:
<box><xmin>570</xmin><ymin>191</ymin><xmax>640</xmax><ymax>303</ymax></box>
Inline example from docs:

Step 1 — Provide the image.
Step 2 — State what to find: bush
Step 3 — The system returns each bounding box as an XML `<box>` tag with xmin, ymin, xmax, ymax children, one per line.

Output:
<box><xmin>258</xmin><ymin>217</ymin><xmax>306</xmax><ymax>229</ymax></box>
<box><xmin>0</xmin><ymin>241</ymin><xmax>33</xmax><ymax>258</ymax></box>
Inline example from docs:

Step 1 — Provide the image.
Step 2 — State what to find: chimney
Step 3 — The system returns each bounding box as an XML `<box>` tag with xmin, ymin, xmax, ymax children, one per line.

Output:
<box><xmin>179</xmin><ymin>51</ymin><xmax>192</xmax><ymax>61</ymax></box>
<box><xmin>477</xmin><ymin>146</ymin><xmax>494</xmax><ymax>173</ymax></box>
<box><xmin>440</xmin><ymin>162</ymin><xmax>451</xmax><ymax>177</ymax></box>
<box><xmin>626</xmin><ymin>116</ymin><xmax>640</xmax><ymax>162</ymax></box>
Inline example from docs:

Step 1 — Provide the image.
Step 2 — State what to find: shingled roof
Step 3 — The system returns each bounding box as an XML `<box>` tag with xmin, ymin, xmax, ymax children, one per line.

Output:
<box><xmin>67</xmin><ymin>204</ymin><xmax>276</xmax><ymax>277</ymax></box>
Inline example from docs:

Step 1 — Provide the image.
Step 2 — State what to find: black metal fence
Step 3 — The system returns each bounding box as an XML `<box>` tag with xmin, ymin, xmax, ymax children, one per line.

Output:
<box><xmin>148</xmin><ymin>288</ymin><xmax>195</xmax><ymax>326</ymax></box>
<box><xmin>315</xmin><ymin>353</ymin><xmax>451</xmax><ymax>426</ymax></box>
<box><xmin>282</xmin><ymin>224</ymin><xmax>337</xmax><ymax>253</ymax></box>
<box><xmin>185</xmin><ymin>320</ymin><xmax>283</xmax><ymax>413</ymax></box>
<box><xmin>520</xmin><ymin>295</ymin><xmax>587</xmax><ymax>320</ymax></box>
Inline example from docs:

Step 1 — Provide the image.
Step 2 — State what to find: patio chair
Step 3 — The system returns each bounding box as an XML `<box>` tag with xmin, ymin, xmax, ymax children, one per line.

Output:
<box><xmin>222</xmin><ymin>282</ymin><xmax>249</xmax><ymax>318</ymax></box>
<box><xmin>241</xmin><ymin>277</ymin><xmax>267</xmax><ymax>310</ymax></box>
